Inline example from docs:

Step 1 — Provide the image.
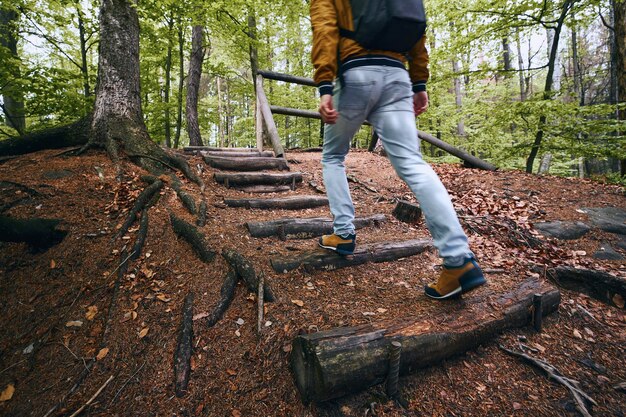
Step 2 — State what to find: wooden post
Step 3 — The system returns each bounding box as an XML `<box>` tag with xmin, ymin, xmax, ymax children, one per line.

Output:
<box><xmin>256</xmin><ymin>94</ymin><xmax>263</xmax><ymax>151</ymax></box>
<box><xmin>386</xmin><ymin>341</ymin><xmax>402</xmax><ymax>398</ymax></box>
<box><xmin>256</xmin><ymin>75</ymin><xmax>285</xmax><ymax>157</ymax></box>
<box><xmin>533</xmin><ymin>293</ymin><xmax>543</xmax><ymax>332</ymax></box>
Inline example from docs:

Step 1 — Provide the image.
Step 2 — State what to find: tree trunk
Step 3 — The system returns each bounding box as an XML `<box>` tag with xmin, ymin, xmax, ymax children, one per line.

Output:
<box><xmin>452</xmin><ymin>58</ymin><xmax>465</xmax><ymax>137</ymax></box>
<box><xmin>571</xmin><ymin>27</ymin><xmax>584</xmax><ymax>106</ymax></box>
<box><xmin>163</xmin><ymin>15</ymin><xmax>174</xmax><ymax>148</ymax></box>
<box><xmin>614</xmin><ymin>0</ymin><xmax>626</xmax><ymax>176</ymax></box>
<box><xmin>516</xmin><ymin>30</ymin><xmax>527</xmax><ymax>102</ymax></box>
<box><xmin>174</xmin><ymin>23</ymin><xmax>184</xmax><ymax>149</ymax></box>
<box><xmin>0</xmin><ymin>6</ymin><xmax>26</xmax><ymax>134</ymax></box>
<box><xmin>186</xmin><ymin>25</ymin><xmax>206</xmax><ymax>147</ymax></box>
<box><xmin>76</xmin><ymin>2</ymin><xmax>90</xmax><ymax>103</ymax></box>
<box><xmin>502</xmin><ymin>37</ymin><xmax>511</xmax><ymax>71</ymax></box>
<box><xmin>217</xmin><ymin>77</ymin><xmax>224</xmax><ymax>147</ymax></box>
<box><xmin>526</xmin><ymin>1</ymin><xmax>573</xmax><ymax>173</ymax></box>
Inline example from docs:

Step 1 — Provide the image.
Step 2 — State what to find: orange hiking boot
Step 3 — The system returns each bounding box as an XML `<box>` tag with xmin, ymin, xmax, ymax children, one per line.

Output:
<box><xmin>318</xmin><ymin>233</ymin><xmax>356</xmax><ymax>256</ymax></box>
<box><xmin>425</xmin><ymin>258</ymin><xmax>486</xmax><ymax>300</ymax></box>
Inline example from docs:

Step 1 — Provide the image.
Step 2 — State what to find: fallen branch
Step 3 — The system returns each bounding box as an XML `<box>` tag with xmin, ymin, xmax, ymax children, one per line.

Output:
<box><xmin>169</xmin><ymin>212</ymin><xmax>215</xmax><ymax>263</ymax></box>
<box><xmin>222</xmin><ymin>249</ymin><xmax>275</xmax><ymax>302</ymax></box>
<box><xmin>499</xmin><ymin>345</ymin><xmax>596</xmax><ymax>417</ymax></box>
<box><xmin>68</xmin><ymin>375</ymin><xmax>114</xmax><ymax>417</ymax></box>
<box><xmin>207</xmin><ymin>269</ymin><xmax>239</xmax><ymax>327</ymax></box>
<box><xmin>347</xmin><ymin>174</ymin><xmax>378</xmax><ymax>193</ymax></box>
<box><xmin>174</xmin><ymin>293</ymin><xmax>194</xmax><ymax>397</ymax></box>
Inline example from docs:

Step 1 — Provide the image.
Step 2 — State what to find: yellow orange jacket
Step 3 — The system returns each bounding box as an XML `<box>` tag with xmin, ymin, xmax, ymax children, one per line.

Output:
<box><xmin>310</xmin><ymin>0</ymin><xmax>429</xmax><ymax>96</ymax></box>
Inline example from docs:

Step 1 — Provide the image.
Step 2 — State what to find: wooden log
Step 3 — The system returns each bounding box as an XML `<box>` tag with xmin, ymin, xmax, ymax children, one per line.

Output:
<box><xmin>184</xmin><ymin>146</ymin><xmax>259</xmax><ymax>153</ymax></box>
<box><xmin>271</xmin><ymin>238</ymin><xmax>432</xmax><ymax>273</ymax></box>
<box><xmin>246</xmin><ymin>214</ymin><xmax>386</xmax><ymax>239</ymax></box>
<box><xmin>206</xmin><ymin>269</ymin><xmax>238</xmax><ymax>327</ymax></box>
<box><xmin>0</xmin><ymin>216</ymin><xmax>67</xmax><ymax>250</ymax></box>
<box><xmin>256</xmin><ymin>75</ymin><xmax>285</xmax><ymax>157</ymax></box>
<box><xmin>224</xmin><ymin>196</ymin><xmax>328</xmax><ymax>210</ymax></box>
<box><xmin>258</xmin><ymin>69</ymin><xmax>317</xmax><ymax>87</ymax></box>
<box><xmin>233</xmin><ymin>185</ymin><xmax>292</xmax><ymax>193</ymax></box>
<box><xmin>291</xmin><ymin>278</ymin><xmax>561</xmax><ymax>403</ymax></box>
<box><xmin>222</xmin><ymin>250</ymin><xmax>276</xmax><ymax>302</ymax></box>
<box><xmin>169</xmin><ymin>212</ymin><xmax>215</xmax><ymax>263</ymax></box>
<box><xmin>547</xmin><ymin>266</ymin><xmax>626</xmax><ymax>309</ymax></box>
<box><xmin>214</xmin><ymin>172</ymin><xmax>303</xmax><ymax>186</ymax></box>
<box><xmin>417</xmin><ymin>131</ymin><xmax>497</xmax><ymax>171</ymax></box>
<box><xmin>174</xmin><ymin>292</ymin><xmax>194</xmax><ymax>397</ymax></box>
<box><xmin>204</xmin><ymin>155</ymin><xmax>289</xmax><ymax>171</ymax></box>
<box><xmin>392</xmin><ymin>200</ymin><xmax>422</xmax><ymax>224</ymax></box>
<box><xmin>204</xmin><ymin>151</ymin><xmax>274</xmax><ymax>158</ymax></box>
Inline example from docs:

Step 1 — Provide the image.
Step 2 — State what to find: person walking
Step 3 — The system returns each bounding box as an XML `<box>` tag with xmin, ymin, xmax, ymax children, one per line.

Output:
<box><xmin>311</xmin><ymin>0</ymin><xmax>487</xmax><ymax>300</ymax></box>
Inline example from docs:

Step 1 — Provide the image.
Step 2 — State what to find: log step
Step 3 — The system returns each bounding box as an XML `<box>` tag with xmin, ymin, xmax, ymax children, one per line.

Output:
<box><xmin>291</xmin><ymin>278</ymin><xmax>561</xmax><ymax>403</ymax></box>
<box><xmin>224</xmin><ymin>195</ymin><xmax>328</xmax><ymax>210</ymax></box>
<box><xmin>235</xmin><ymin>185</ymin><xmax>292</xmax><ymax>193</ymax></box>
<box><xmin>214</xmin><ymin>172</ymin><xmax>303</xmax><ymax>187</ymax></box>
<box><xmin>204</xmin><ymin>151</ymin><xmax>275</xmax><ymax>158</ymax></box>
<box><xmin>270</xmin><ymin>238</ymin><xmax>432</xmax><ymax>273</ymax></box>
<box><xmin>246</xmin><ymin>214</ymin><xmax>386</xmax><ymax>239</ymax></box>
<box><xmin>204</xmin><ymin>155</ymin><xmax>289</xmax><ymax>171</ymax></box>
<box><xmin>184</xmin><ymin>146</ymin><xmax>261</xmax><ymax>154</ymax></box>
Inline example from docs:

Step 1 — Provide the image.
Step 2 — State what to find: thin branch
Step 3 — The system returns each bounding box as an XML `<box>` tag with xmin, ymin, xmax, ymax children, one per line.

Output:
<box><xmin>598</xmin><ymin>6</ymin><xmax>614</xmax><ymax>31</ymax></box>
<box><xmin>22</xmin><ymin>16</ymin><xmax>83</xmax><ymax>70</ymax></box>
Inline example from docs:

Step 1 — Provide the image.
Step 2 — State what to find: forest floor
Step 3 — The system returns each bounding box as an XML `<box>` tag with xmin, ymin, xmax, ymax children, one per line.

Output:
<box><xmin>0</xmin><ymin>147</ymin><xmax>625</xmax><ymax>417</ymax></box>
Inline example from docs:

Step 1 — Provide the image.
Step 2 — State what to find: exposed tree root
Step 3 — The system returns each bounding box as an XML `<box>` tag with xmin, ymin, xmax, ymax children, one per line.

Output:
<box><xmin>207</xmin><ymin>269</ymin><xmax>238</xmax><ymax>327</ymax></box>
<box><xmin>130</xmin><ymin>210</ymin><xmax>149</xmax><ymax>261</ymax></box>
<box><xmin>169</xmin><ymin>212</ymin><xmax>215</xmax><ymax>263</ymax></box>
<box><xmin>174</xmin><ymin>292</ymin><xmax>194</xmax><ymax>397</ymax></box>
<box><xmin>169</xmin><ymin>174</ymin><xmax>197</xmax><ymax>215</ymax></box>
<box><xmin>0</xmin><ymin>181</ymin><xmax>42</xmax><ymax>213</ymax></box>
<box><xmin>116</xmin><ymin>180</ymin><xmax>163</xmax><ymax>239</ymax></box>
<box><xmin>222</xmin><ymin>249</ymin><xmax>276</xmax><ymax>302</ymax></box>
<box><xmin>196</xmin><ymin>200</ymin><xmax>207</xmax><ymax>227</ymax></box>
<box><xmin>499</xmin><ymin>345</ymin><xmax>596</xmax><ymax>417</ymax></box>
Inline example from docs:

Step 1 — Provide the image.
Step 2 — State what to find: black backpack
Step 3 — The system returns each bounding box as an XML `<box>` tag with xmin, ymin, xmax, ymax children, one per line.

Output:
<box><xmin>339</xmin><ymin>0</ymin><xmax>427</xmax><ymax>53</ymax></box>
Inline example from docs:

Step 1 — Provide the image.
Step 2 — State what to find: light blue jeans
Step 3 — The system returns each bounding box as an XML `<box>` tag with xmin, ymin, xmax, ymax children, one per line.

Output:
<box><xmin>322</xmin><ymin>66</ymin><xmax>472</xmax><ymax>267</ymax></box>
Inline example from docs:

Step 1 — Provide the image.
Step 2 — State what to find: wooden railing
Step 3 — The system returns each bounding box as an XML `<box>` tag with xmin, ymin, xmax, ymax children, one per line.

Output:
<box><xmin>255</xmin><ymin>69</ymin><xmax>496</xmax><ymax>171</ymax></box>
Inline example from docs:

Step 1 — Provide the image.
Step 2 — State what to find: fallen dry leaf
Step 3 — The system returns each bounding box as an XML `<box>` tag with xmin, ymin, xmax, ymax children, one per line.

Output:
<box><xmin>65</xmin><ymin>320</ymin><xmax>83</xmax><ymax>328</ymax></box>
<box><xmin>0</xmin><ymin>384</ymin><xmax>15</xmax><ymax>402</ymax></box>
<box><xmin>50</xmin><ymin>259</ymin><xmax>56</xmax><ymax>269</ymax></box>
<box><xmin>573</xmin><ymin>329</ymin><xmax>583</xmax><ymax>339</ymax></box>
<box><xmin>85</xmin><ymin>305</ymin><xmax>98</xmax><ymax>321</ymax></box>
<box><xmin>193</xmin><ymin>312</ymin><xmax>209</xmax><ymax>321</ymax></box>
<box><xmin>291</xmin><ymin>299</ymin><xmax>304</xmax><ymax>307</ymax></box>
<box><xmin>226</xmin><ymin>369</ymin><xmax>237</xmax><ymax>376</ymax></box>
<box><xmin>613</xmin><ymin>293</ymin><xmax>625</xmax><ymax>309</ymax></box>
<box><xmin>232</xmin><ymin>410</ymin><xmax>241</xmax><ymax>417</ymax></box>
<box><xmin>138</xmin><ymin>327</ymin><xmax>149</xmax><ymax>338</ymax></box>
<box><xmin>156</xmin><ymin>294</ymin><xmax>171</xmax><ymax>303</ymax></box>
<box><xmin>96</xmin><ymin>347</ymin><xmax>109</xmax><ymax>360</ymax></box>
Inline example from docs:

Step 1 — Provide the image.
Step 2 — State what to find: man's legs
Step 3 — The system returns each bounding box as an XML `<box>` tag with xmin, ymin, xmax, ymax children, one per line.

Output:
<box><xmin>367</xmin><ymin>67</ymin><xmax>485</xmax><ymax>298</ymax></box>
<box><xmin>320</xmin><ymin>69</ymin><xmax>376</xmax><ymax>247</ymax></box>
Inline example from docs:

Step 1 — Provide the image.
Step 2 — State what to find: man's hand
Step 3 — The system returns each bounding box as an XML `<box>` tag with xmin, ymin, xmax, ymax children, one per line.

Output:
<box><xmin>413</xmin><ymin>91</ymin><xmax>429</xmax><ymax>116</ymax></box>
<box><xmin>319</xmin><ymin>94</ymin><xmax>338</xmax><ymax>124</ymax></box>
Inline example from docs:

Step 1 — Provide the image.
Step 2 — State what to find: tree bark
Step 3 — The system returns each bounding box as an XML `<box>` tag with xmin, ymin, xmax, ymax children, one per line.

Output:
<box><xmin>76</xmin><ymin>1</ymin><xmax>91</xmax><ymax>102</ymax></box>
<box><xmin>0</xmin><ymin>6</ymin><xmax>26</xmax><ymax>134</ymax></box>
<box><xmin>186</xmin><ymin>25</ymin><xmax>206</xmax><ymax>147</ymax></box>
<box><xmin>526</xmin><ymin>1</ymin><xmax>574</xmax><ymax>173</ymax></box>
<box><xmin>291</xmin><ymin>279</ymin><xmax>560</xmax><ymax>403</ymax></box>
<box><xmin>516</xmin><ymin>30</ymin><xmax>527</xmax><ymax>102</ymax></box>
<box><xmin>271</xmin><ymin>239</ymin><xmax>432</xmax><ymax>273</ymax></box>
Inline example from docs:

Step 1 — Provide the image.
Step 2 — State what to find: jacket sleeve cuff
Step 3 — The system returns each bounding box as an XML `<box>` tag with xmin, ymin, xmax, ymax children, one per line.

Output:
<box><xmin>318</xmin><ymin>81</ymin><xmax>334</xmax><ymax>96</ymax></box>
<box><xmin>412</xmin><ymin>81</ymin><xmax>427</xmax><ymax>93</ymax></box>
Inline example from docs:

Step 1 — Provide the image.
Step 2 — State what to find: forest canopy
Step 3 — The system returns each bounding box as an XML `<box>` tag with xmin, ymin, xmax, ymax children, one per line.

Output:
<box><xmin>0</xmin><ymin>0</ymin><xmax>624</xmax><ymax>178</ymax></box>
